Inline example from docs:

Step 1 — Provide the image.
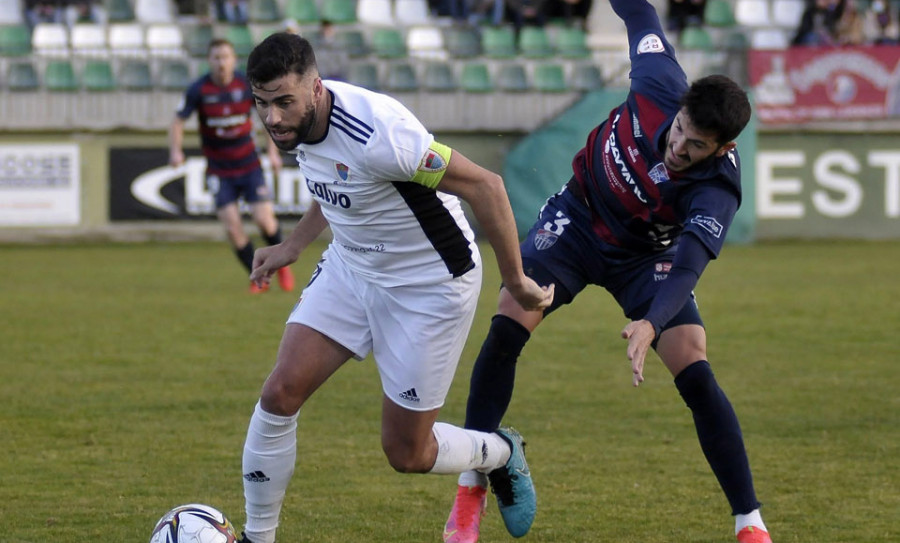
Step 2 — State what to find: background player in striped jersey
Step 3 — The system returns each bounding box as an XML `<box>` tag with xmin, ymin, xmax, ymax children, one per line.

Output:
<box><xmin>169</xmin><ymin>38</ymin><xmax>294</xmax><ymax>293</ymax></box>
<box><xmin>235</xmin><ymin>33</ymin><xmax>554</xmax><ymax>543</ymax></box>
<box><xmin>444</xmin><ymin>1</ymin><xmax>773</xmax><ymax>542</ymax></box>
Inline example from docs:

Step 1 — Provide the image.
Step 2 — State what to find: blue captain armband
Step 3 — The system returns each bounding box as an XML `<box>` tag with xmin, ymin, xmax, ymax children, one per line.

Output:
<box><xmin>411</xmin><ymin>141</ymin><xmax>452</xmax><ymax>189</ymax></box>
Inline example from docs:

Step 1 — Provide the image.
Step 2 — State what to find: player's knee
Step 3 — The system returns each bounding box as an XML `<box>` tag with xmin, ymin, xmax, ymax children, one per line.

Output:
<box><xmin>259</xmin><ymin>377</ymin><xmax>304</xmax><ymax>417</ymax></box>
<box><xmin>382</xmin><ymin>441</ymin><xmax>430</xmax><ymax>473</ymax></box>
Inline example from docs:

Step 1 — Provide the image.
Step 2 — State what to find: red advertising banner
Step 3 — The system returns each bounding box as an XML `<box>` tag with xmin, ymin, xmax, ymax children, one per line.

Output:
<box><xmin>748</xmin><ymin>46</ymin><xmax>900</xmax><ymax>124</ymax></box>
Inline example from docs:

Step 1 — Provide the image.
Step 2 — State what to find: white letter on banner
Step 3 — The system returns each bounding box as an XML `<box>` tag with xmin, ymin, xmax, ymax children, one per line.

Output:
<box><xmin>812</xmin><ymin>150</ymin><xmax>861</xmax><ymax>218</ymax></box>
<box><xmin>757</xmin><ymin>151</ymin><xmax>805</xmax><ymax>218</ymax></box>
<box><xmin>868</xmin><ymin>151</ymin><xmax>900</xmax><ymax>218</ymax></box>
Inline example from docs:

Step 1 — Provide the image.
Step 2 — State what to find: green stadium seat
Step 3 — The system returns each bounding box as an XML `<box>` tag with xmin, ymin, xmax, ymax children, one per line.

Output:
<box><xmin>0</xmin><ymin>24</ymin><xmax>32</xmax><ymax>56</ymax></box>
<box><xmin>44</xmin><ymin>60</ymin><xmax>78</xmax><ymax>92</ymax></box>
<box><xmin>704</xmin><ymin>0</ymin><xmax>736</xmax><ymax>27</ymax></box>
<box><xmin>680</xmin><ymin>26</ymin><xmax>714</xmax><ymax>50</ymax></box>
<box><xmin>571</xmin><ymin>63</ymin><xmax>604</xmax><ymax>91</ymax></box>
<box><xmin>481</xmin><ymin>26</ymin><xmax>516</xmax><ymax>58</ymax></box>
<box><xmin>724</xmin><ymin>31</ymin><xmax>749</xmax><ymax>51</ymax></box>
<box><xmin>422</xmin><ymin>62</ymin><xmax>456</xmax><ymax>92</ymax></box>
<box><xmin>336</xmin><ymin>30</ymin><xmax>368</xmax><ymax>57</ymax></box>
<box><xmin>347</xmin><ymin>62</ymin><xmax>379</xmax><ymax>90</ymax></box>
<box><xmin>6</xmin><ymin>61</ymin><xmax>39</xmax><ymax>91</ymax></box>
<box><xmin>384</xmin><ymin>62</ymin><xmax>418</xmax><ymax>92</ymax></box>
<box><xmin>460</xmin><ymin>62</ymin><xmax>492</xmax><ymax>93</ymax></box>
<box><xmin>104</xmin><ymin>0</ymin><xmax>135</xmax><ymax>21</ymax></box>
<box><xmin>320</xmin><ymin>0</ymin><xmax>357</xmax><ymax>24</ymax></box>
<box><xmin>184</xmin><ymin>24</ymin><xmax>214</xmax><ymax>57</ymax></box>
<box><xmin>371</xmin><ymin>29</ymin><xmax>406</xmax><ymax>58</ymax></box>
<box><xmin>158</xmin><ymin>60</ymin><xmax>192</xmax><ymax>90</ymax></box>
<box><xmin>249</xmin><ymin>0</ymin><xmax>281</xmax><ymax>22</ymax></box>
<box><xmin>82</xmin><ymin>60</ymin><xmax>116</xmax><ymax>91</ymax></box>
<box><xmin>118</xmin><ymin>59</ymin><xmax>153</xmax><ymax>90</ymax></box>
<box><xmin>444</xmin><ymin>26</ymin><xmax>480</xmax><ymax>58</ymax></box>
<box><xmin>554</xmin><ymin>27</ymin><xmax>590</xmax><ymax>59</ymax></box>
<box><xmin>496</xmin><ymin>63</ymin><xmax>528</xmax><ymax>92</ymax></box>
<box><xmin>518</xmin><ymin>26</ymin><xmax>553</xmax><ymax>58</ymax></box>
<box><xmin>224</xmin><ymin>25</ymin><xmax>255</xmax><ymax>57</ymax></box>
<box><xmin>284</xmin><ymin>0</ymin><xmax>320</xmax><ymax>23</ymax></box>
<box><xmin>533</xmin><ymin>63</ymin><xmax>567</xmax><ymax>92</ymax></box>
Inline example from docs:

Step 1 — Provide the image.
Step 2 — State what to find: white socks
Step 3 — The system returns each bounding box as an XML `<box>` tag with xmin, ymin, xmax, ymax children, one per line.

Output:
<box><xmin>735</xmin><ymin>509</ymin><xmax>767</xmax><ymax>535</ymax></box>
<box><xmin>242</xmin><ymin>402</ymin><xmax>299</xmax><ymax>543</ymax></box>
<box><xmin>428</xmin><ymin>422</ymin><xmax>510</xmax><ymax>475</ymax></box>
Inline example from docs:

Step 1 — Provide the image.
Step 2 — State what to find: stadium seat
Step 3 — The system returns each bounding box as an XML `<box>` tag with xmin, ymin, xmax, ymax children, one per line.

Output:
<box><xmin>460</xmin><ymin>62</ymin><xmax>492</xmax><ymax>92</ymax></box>
<box><xmin>134</xmin><ymin>0</ymin><xmax>175</xmax><ymax>23</ymax></box>
<box><xmin>481</xmin><ymin>26</ymin><xmax>516</xmax><ymax>58</ymax></box>
<box><xmin>6</xmin><ymin>60</ymin><xmax>39</xmax><ymax>90</ymax></box>
<box><xmin>444</xmin><ymin>26</ymin><xmax>480</xmax><ymax>58</ymax></box>
<box><xmin>31</xmin><ymin>23</ymin><xmax>69</xmax><ymax>56</ymax></box>
<box><xmin>346</xmin><ymin>61</ymin><xmax>379</xmax><ymax>90</ymax></box>
<box><xmin>320</xmin><ymin>0</ymin><xmax>357</xmax><ymax>24</ymax></box>
<box><xmin>750</xmin><ymin>28</ymin><xmax>789</xmax><ymax>49</ymax></box>
<box><xmin>496</xmin><ymin>63</ymin><xmax>528</xmax><ymax>92</ymax></box>
<box><xmin>104</xmin><ymin>0</ymin><xmax>135</xmax><ymax>22</ymax></box>
<box><xmin>533</xmin><ymin>63</ymin><xmax>567</xmax><ymax>92</ymax></box>
<box><xmin>384</xmin><ymin>62</ymin><xmax>418</xmax><ymax>92</ymax></box>
<box><xmin>347</xmin><ymin>62</ymin><xmax>381</xmax><ymax>91</ymax></box>
<box><xmin>371</xmin><ymin>28</ymin><xmax>407</xmax><ymax>58</ymax></box>
<box><xmin>82</xmin><ymin>59</ymin><xmax>116</xmax><ymax>90</ymax></box>
<box><xmin>571</xmin><ymin>63</ymin><xmax>604</xmax><ymax>92</ymax></box>
<box><xmin>357</xmin><ymin>0</ymin><xmax>394</xmax><ymax>26</ymax></box>
<box><xmin>146</xmin><ymin>24</ymin><xmax>184</xmax><ymax>57</ymax></box>
<box><xmin>108</xmin><ymin>22</ymin><xmax>146</xmax><ymax>56</ymax></box>
<box><xmin>249</xmin><ymin>0</ymin><xmax>281</xmax><ymax>22</ymax></box>
<box><xmin>0</xmin><ymin>0</ymin><xmax>24</xmax><ymax>24</ymax></box>
<box><xmin>734</xmin><ymin>0</ymin><xmax>771</xmax><ymax>27</ymax></box>
<box><xmin>284</xmin><ymin>0</ymin><xmax>320</xmax><ymax>23</ymax></box>
<box><xmin>184</xmin><ymin>24</ymin><xmax>214</xmax><ymax>57</ymax></box>
<box><xmin>703</xmin><ymin>0</ymin><xmax>736</xmax><ymax>27</ymax></box>
<box><xmin>0</xmin><ymin>24</ymin><xmax>32</xmax><ymax>56</ymax></box>
<box><xmin>336</xmin><ymin>29</ymin><xmax>369</xmax><ymax>57</ymax></box>
<box><xmin>680</xmin><ymin>26</ymin><xmax>714</xmax><ymax>50</ymax></box>
<box><xmin>406</xmin><ymin>25</ymin><xmax>446</xmax><ymax>60</ymax></box>
<box><xmin>724</xmin><ymin>31</ymin><xmax>749</xmax><ymax>51</ymax></box>
<box><xmin>554</xmin><ymin>27</ymin><xmax>590</xmax><ymax>59</ymax></box>
<box><xmin>771</xmin><ymin>0</ymin><xmax>805</xmax><ymax>29</ymax></box>
<box><xmin>223</xmin><ymin>25</ymin><xmax>254</xmax><ymax>57</ymax></box>
<box><xmin>422</xmin><ymin>62</ymin><xmax>456</xmax><ymax>92</ymax></box>
<box><xmin>394</xmin><ymin>0</ymin><xmax>430</xmax><ymax>26</ymax></box>
<box><xmin>118</xmin><ymin>59</ymin><xmax>153</xmax><ymax>89</ymax></box>
<box><xmin>70</xmin><ymin>23</ymin><xmax>108</xmax><ymax>57</ymax></box>
<box><xmin>44</xmin><ymin>59</ymin><xmax>78</xmax><ymax>91</ymax></box>
<box><xmin>157</xmin><ymin>59</ymin><xmax>191</xmax><ymax>89</ymax></box>
<box><xmin>518</xmin><ymin>26</ymin><xmax>553</xmax><ymax>58</ymax></box>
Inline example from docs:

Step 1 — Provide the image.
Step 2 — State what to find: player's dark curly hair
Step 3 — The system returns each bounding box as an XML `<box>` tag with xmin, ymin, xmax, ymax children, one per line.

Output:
<box><xmin>247</xmin><ymin>32</ymin><xmax>317</xmax><ymax>86</ymax></box>
<box><xmin>680</xmin><ymin>75</ymin><xmax>751</xmax><ymax>144</ymax></box>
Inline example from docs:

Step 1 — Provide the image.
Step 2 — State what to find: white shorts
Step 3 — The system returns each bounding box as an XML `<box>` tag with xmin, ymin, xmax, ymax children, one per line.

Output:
<box><xmin>287</xmin><ymin>246</ymin><xmax>482</xmax><ymax>411</ymax></box>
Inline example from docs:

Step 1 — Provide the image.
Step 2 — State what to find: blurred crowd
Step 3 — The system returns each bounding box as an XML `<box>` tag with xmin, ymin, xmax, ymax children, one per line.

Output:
<box><xmin>791</xmin><ymin>0</ymin><xmax>899</xmax><ymax>46</ymax></box>
<box><xmin>24</xmin><ymin>0</ymin><xmax>105</xmax><ymax>28</ymax></box>
<box><xmin>428</xmin><ymin>0</ymin><xmax>593</xmax><ymax>34</ymax></box>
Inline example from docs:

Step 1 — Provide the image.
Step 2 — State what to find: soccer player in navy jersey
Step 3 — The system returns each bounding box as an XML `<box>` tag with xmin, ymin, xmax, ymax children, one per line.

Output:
<box><xmin>444</xmin><ymin>1</ymin><xmax>773</xmax><ymax>542</ymax></box>
<box><xmin>169</xmin><ymin>38</ymin><xmax>294</xmax><ymax>293</ymax></box>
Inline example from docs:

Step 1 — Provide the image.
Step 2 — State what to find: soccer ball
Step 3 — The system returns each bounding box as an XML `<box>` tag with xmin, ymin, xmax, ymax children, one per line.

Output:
<box><xmin>149</xmin><ymin>504</ymin><xmax>239</xmax><ymax>543</ymax></box>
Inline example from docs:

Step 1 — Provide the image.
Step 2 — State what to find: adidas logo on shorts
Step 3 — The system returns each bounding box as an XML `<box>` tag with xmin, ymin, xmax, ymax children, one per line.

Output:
<box><xmin>398</xmin><ymin>388</ymin><xmax>420</xmax><ymax>403</ymax></box>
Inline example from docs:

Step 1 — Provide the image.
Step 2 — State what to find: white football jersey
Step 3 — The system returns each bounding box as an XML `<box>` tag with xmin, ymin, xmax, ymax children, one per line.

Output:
<box><xmin>293</xmin><ymin>80</ymin><xmax>480</xmax><ymax>286</ymax></box>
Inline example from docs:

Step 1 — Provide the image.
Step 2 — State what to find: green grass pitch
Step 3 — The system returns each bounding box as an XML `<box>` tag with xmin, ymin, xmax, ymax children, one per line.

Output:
<box><xmin>1</xmin><ymin>239</ymin><xmax>898</xmax><ymax>542</ymax></box>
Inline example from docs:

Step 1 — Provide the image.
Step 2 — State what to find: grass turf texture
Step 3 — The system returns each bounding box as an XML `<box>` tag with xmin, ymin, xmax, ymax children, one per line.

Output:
<box><xmin>1</xmin><ymin>239</ymin><xmax>898</xmax><ymax>542</ymax></box>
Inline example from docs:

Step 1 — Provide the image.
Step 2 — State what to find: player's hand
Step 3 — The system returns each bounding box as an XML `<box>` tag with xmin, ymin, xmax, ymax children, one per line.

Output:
<box><xmin>506</xmin><ymin>278</ymin><xmax>554</xmax><ymax>312</ymax></box>
<box><xmin>621</xmin><ymin>319</ymin><xmax>655</xmax><ymax>387</ymax></box>
<box><xmin>250</xmin><ymin>243</ymin><xmax>299</xmax><ymax>288</ymax></box>
<box><xmin>169</xmin><ymin>149</ymin><xmax>185</xmax><ymax>168</ymax></box>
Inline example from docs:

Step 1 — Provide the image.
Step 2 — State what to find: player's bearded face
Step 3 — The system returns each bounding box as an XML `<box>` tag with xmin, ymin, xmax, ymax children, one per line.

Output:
<box><xmin>253</xmin><ymin>73</ymin><xmax>321</xmax><ymax>151</ymax></box>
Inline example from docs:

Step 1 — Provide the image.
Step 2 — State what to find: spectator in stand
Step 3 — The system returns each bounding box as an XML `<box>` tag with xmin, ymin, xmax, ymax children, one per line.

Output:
<box><xmin>65</xmin><ymin>0</ymin><xmax>106</xmax><ymax>27</ymax></box>
<box><xmin>666</xmin><ymin>0</ymin><xmax>706</xmax><ymax>36</ymax></box>
<box><xmin>25</xmin><ymin>0</ymin><xmax>64</xmax><ymax>29</ymax></box>
<box><xmin>546</xmin><ymin>0</ymin><xmax>593</xmax><ymax>29</ymax></box>
<box><xmin>310</xmin><ymin>20</ymin><xmax>349</xmax><ymax>81</ymax></box>
<box><xmin>864</xmin><ymin>0</ymin><xmax>899</xmax><ymax>44</ymax></box>
<box><xmin>791</xmin><ymin>0</ymin><xmax>846</xmax><ymax>46</ymax></box>
<box><xmin>834</xmin><ymin>0</ymin><xmax>865</xmax><ymax>45</ymax></box>
<box><xmin>216</xmin><ymin>0</ymin><xmax>249</xmax><ymax>24</ymax></box>
<box><xmin>506</xmin><ymin>0</ymin><xmax>549</xmax><ymax>37</ymax></box>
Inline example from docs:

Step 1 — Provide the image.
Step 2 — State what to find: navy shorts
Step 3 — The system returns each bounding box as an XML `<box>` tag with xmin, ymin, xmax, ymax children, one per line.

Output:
<box><xmin>206</xmin><ymin>168</ymin><xmax>269</xmax><ymax>209</ymax></box>
<box><xmin>519</xmin><ymin>181</ymin><xmax>703</xmax><ymax>332</ymax></box>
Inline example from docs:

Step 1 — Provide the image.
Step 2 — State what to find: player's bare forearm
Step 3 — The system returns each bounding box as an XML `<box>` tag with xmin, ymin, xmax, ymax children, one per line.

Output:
<box><xmin>250</xmin><ymin>202</ymin><xmax>328</xmax><ymax>286</ymax></box>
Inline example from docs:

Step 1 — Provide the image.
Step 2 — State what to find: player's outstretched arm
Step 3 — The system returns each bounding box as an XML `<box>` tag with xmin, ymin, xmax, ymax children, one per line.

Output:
<box><xmin>250</xmin><ymin>201</ymin><xmax>328</xmax><ymax>287</ymax></box>
<box><xmin>436</xmin><ymin>150</ymin><xmax>553</xmax><ymax>312</ymax></box>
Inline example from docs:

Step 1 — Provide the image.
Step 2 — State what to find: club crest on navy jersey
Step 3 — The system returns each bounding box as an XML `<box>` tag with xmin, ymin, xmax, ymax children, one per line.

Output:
<box><xmin>649</xmin><ymin>162</ymin><xmax>669</xmax><ymax>185</ymax></box>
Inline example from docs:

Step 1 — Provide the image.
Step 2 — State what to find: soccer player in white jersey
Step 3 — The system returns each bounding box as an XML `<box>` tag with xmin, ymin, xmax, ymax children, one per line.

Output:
<box><xmin>235</xmin><ymin>32</ymin><xmax>555</xmax><ymax>543</ymax></box>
